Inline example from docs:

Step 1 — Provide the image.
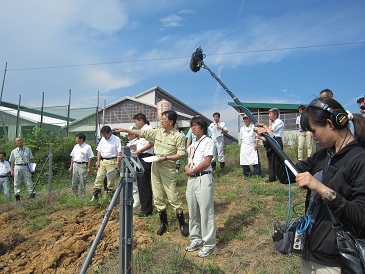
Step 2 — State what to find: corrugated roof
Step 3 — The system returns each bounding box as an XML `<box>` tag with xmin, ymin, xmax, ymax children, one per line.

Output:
<box><xmin>228</xmin><ymin>102</ymin><xmax>307</xmax><ymax>113</ymax></box>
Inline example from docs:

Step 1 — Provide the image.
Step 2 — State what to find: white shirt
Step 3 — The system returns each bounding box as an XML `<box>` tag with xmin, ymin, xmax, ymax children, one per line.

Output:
<box><xmin>127</xmin><ymin>138</ymin><xmax>139</xmax><ymax>152</ymax></box>
<box><xmin>296</xmin><ymin>115</ymin><xmax>303</xmax><ymax>132</ymax></box>
<box><xmin>187</xmin><ymin>135</ymin><xmax>214</xmax><ymax>172</ymax></box>
<box><xmin>139</xmin><ymin>124</ymin><xmax>154</xmax><ymax>154</ymax></box>
<box><xmin>70</xmin><ymin>143</ymin><xmax>94</xmax><ymax>162</ymax></box>
<box><xmin>96</xmin><ymin>134</ymin><xmax>122</xmax><ymax>158</ymax></box>
<box><xmin>0</xmin><ymin>160</ymin><xmax>11</xmax><ymax>176</ymax></box>
<box><xmin>271</xmin><ymin>118</ymin><xmax>284</xmax><ymax>137</ymax></box>
<box><xmin>209</xmin><ymin>121</ymin><xmax>227</xmax><ymax>141</ymax></box>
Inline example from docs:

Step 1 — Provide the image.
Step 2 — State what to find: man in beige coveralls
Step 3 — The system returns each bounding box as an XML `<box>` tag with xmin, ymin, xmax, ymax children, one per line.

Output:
<box><xmin>114</xmin><ymin>110</ymin><xmax>188</xmax><ymax>237</ymax></box>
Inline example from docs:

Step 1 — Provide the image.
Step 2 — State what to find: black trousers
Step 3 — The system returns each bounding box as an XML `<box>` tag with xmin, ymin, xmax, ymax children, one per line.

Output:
<box><xmin>264</xmin><ymin>137</ymin><xmax>283</xmax><ymax>181</ymax></box>
<box><xmin>138</xmin><ymin>154</ymin><xmax>153</xmax><ymax>214</ymax></box>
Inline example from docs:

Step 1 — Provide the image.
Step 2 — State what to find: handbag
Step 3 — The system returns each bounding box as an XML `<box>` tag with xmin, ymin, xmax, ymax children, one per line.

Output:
<box><xmin>272</xmin><ymin>227</ymin><xmax>295</xmax><ymax>255</ymax></box>
<box><xmin>327</xmin><ymin>205</ymin><xmax>365</xmax><ymax>274</ymax></box>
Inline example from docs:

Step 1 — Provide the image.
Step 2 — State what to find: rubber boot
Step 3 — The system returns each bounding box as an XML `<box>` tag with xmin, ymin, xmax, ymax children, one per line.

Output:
<box><xmin>15</xmin><ymin>194</ymin><xmax>21</xmax><ymax>203</ymax></box>
<box><xmin>30</xmin><ymin>193</ymin><xmax>35</xmax><ymax>199</ymax></box>
<box><xmin>219</xmin><ymin>162</ymin><xmax>225</xmax><ymax>173</ymax></box>
<box><xmin>90</xmin><ymin>188</ymin><xmax>101</xmax><ymax>201</ymax></box>
<box><xmin>211</xmin><ymin>162</ymin><xmax>216</xmax><ymax>170</ymax></box>
<box><xmin>176</xmin><ymin>212</ymin><xmax>189</xmax><ymax>237</ymax></box>
<box><xmin>157</xmin><ymin>210</ymin><xmax>168</xmax><ymax>236</ymax></box>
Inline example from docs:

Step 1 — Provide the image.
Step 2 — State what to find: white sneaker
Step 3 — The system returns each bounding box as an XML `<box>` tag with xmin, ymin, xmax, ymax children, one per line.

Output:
<box><xmin>185</xmin><ymin>240</ymin><xmax>203</xmax><ymax>252</ymax></box>
<box><xmin>197</xmin><ymin>245</ymin><xmax>216</xmax><ymax>258</ymax></box>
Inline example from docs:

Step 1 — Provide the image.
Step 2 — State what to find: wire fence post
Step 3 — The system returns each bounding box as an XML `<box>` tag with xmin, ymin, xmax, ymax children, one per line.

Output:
<box><xmin>48</xmin><ymin>144</ymin><xmax>53</xmax><ymax>194</ymax></box>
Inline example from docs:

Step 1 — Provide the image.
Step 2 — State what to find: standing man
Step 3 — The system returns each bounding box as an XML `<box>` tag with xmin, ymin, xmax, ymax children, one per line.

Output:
<box><xmin>91</xmin><ymin>126</ymin><xmax>122</xmax><ymax>201</ymax></box>
<box><xmin>319</xmin><ymin>88</ymin><xmax>334</xmax><ymax>99</ymax></box>
<box><xmin>184</xmin><ymin>116</ymin><xmax>216</xmax><ymax>257</ymax></box>
<box><xmin>239</xmin><ymin>114</ymin><xmax>262</xmax><ymax>179</ymax></box>
<box><xmin>69</xmin><ymin>133</ymin><xmax>94</xmax><ymax>198</ymax></box>
<box><xmin>186</xmin><ymin>115</ymin><xmax>212</xmax><ymax>149</ymax></box>
<box><xmin>174</xmin><ymin>122</ymin><xmax>185</xmax><ymax>173</ymax></box>
<box><xmin>0</xmin><ymin>152</ymin><xmax>11</xmax><ymax>200</ymax></box>
<box><xmin>296</xmin><ymin>105</ymin><xmax>312</xmax><ymax>161</ymax></box>
<box><xmin>357</xmin><ymin>97</ymin><xmax>365</xmax><ymax>116</ymax></box>
<box><xmin>9</xmin><ymin>137</ymin><xmax>35</xmax><ymax>202</ymax></box>
<box><xmin>132</xmin><ymin>113</ymin><xmax>154</xmax><ymax>217</ymax></box>
<box><xmin>317</xmin><ymin>88</ymin><xmax>334</xmax><ymax>151</ymax></box>
<box><xmin>209</xmin><ymin>112</ymin><xmax>228</xmax><ymax>172</ymax></box>
<box><xmin>114</xmin><ymin>110</ymin><xmax>188</xmax><ymax>237</ymax></box>
<box><xmin>125</xmin><ymin>126</ymin><xmax>141</xmax><ymax>209</ymax></box>
<box><xmin>264</xmin><ymin>108</ymin><xmax>284</xmax><ymax>183</ymax></box>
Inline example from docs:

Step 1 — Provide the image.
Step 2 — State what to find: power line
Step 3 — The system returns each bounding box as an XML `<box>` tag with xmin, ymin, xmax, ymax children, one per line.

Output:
<box><xmin>4</xmin><ymin>41</ymin><xmax>365</xmax><ymax>72</ymax></box>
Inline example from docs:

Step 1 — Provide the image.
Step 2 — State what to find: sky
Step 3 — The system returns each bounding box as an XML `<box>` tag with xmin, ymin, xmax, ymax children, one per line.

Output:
<box><xmin>1</xmin><ymin>0</ymin><xmax>365</xmax><ymax>137</ymax></box>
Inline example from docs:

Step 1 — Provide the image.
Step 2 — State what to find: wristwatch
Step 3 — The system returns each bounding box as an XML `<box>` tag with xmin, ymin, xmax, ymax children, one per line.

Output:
<box><xmin>323</xmin><ymin>190</ymin><xmax>337</xmax><ymax>202</ymax></box>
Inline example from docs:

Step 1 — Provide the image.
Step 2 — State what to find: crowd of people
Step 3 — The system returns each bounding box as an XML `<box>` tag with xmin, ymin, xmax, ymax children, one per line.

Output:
<box><xmin>1</xmin><ymin>90</ymin><xmax>364</xmax><ymax>269</ymax></box>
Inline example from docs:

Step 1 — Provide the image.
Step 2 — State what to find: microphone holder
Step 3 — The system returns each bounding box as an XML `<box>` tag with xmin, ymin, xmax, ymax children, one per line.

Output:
<box><xmin>80</xmin><ymin>147</ymin><xmax>144</xmax><ymax>274</ymax></box>
<box><xmin>193</xmin><ymin>47</ymin><xmax>299</xmax><ymax>176</ymax></box>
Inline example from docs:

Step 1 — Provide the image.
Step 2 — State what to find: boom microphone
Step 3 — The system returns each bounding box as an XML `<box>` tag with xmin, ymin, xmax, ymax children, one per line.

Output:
<box><xmin>189</xmin><ymin>47</ymin><xmax>300</xmax><ymax>177</ymax></box>
<box><xmin>189</xmin><ymin>47</ymin><xmax>205</xmax><ymax>73</ymax></box>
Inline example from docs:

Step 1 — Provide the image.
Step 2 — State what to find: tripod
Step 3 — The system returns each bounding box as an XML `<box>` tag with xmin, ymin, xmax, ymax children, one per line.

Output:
<box><xmin>80</xmin><ymin>147</ymin><xmax>144</xmax><ymax>274</ymax></box>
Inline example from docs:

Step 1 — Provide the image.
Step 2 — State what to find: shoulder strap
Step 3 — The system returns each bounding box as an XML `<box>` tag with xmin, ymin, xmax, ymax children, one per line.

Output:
<box><xmin>323</xmin><ymin>146</ymin><xmax>364</xmax><ymax>227</ymax></box>
<box><xmin>322</xmin><ymin>147</ymin><xmax>364</xmax><ymax>186</ymax></box>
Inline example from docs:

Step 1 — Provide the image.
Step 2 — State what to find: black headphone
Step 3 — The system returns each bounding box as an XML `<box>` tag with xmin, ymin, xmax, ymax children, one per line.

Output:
<box><xmin>308</xmin><ymin>98</ymin><xmax>349</xmax><ymax>129</ymax></box>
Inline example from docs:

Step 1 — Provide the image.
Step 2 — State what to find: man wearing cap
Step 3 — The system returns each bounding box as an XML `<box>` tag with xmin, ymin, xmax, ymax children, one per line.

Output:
<box><xmin>91</xmin><ymin>126</ymin><xmax>122</xmax><ymax>201</ymax></box>
<box><xmin>239</xmin><ymin>114</ymin><xmax>262</xmax><ymax>179</ymax></box>
<box><xmin>264</xmin><ymin>108</ymin><xmax>284</xmax><ymax>183</ymax></box>
<box><xmin>69</xmin><ymin>133</ymin><xmax>94</xmax><ymax>198</ymax></box>
<box><xmin>9</xmin><ymin>137</ymin><xmax>35</xmax><ymax>202</ymax></box>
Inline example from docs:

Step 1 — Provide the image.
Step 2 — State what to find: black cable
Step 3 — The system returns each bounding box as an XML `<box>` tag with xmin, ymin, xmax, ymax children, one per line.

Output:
<box><xmin>3</xmin><ymin>41</ymin><xmax>365</xmax><ymax>72</ymax></box>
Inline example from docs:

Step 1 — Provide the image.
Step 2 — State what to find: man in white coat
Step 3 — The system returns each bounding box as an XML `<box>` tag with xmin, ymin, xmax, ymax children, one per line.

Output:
<box><xmin>239</xmin><ymin>114</ymin><xmax>262</xmax><ymax>179</ymax></box>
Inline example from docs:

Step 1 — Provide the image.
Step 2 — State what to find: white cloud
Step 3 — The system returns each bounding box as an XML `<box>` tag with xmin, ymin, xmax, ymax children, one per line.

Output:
<box><xmin>160</xmin><ymin>14</ymin><xmax>184</xmax><ymax>27</ymax></box>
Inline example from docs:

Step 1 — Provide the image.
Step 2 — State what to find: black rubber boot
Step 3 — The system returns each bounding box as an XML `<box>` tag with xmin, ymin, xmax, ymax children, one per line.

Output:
<box><xmin>15</xmin><ymin>194</ymin><xmax>20</xmax><ymax>203</ymax></box>
<box><xmin>211</xmin><ymin>162</ymin><xmax>216</xmax><ymax>170</ymax></box>
<box><xmin>176</xmin><ymin>212</ymin><xmax>189</xmax><ymax>237</ymax></box>
<box><xmin>91</xmin><ymin>188</ymin><xmax>101</xmax><ymax>201</ymax></box>
<box><xmin>30</xmin><ymin>193</ymin><xmax>35</xmax><ymax>199</ymax></box>
<box><xmin>219</xmin><ymin>162</ymin><xmax>225</xmax><ymax>172</ymax></box>
<box><xmin>157</xmin><ymin>210</ymin><xmax>168</xmax><ymax>236</ymax></box>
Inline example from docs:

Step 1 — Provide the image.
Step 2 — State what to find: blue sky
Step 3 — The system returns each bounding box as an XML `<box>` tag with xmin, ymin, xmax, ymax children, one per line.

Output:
<box><xmin>0</xmin><ymin>0</ymin><xmax>364</xmax><ymax>137</ymax></box>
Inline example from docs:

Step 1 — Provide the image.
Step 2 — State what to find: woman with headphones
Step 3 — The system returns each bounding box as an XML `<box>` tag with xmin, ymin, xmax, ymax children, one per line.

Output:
<box><xmin>255</xmin><ymin>97</ymin><xmax>365</xmax><ymax>273</ymax></box>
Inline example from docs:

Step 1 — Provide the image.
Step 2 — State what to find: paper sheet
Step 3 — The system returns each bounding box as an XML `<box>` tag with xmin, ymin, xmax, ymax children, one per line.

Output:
<box><xmin>106</xmin><ymin>169</ymin><xmax>118</xmax><ymax>181</ymax></box>
<box><xmin>28</xmin><ymin>163</ymin><xmax>37</xmax><ymax>172</ymax></box>
<box><xmin>142</xmin><ymin>155</ymin><xmax>159</xmax><ymax>163</ymax></box>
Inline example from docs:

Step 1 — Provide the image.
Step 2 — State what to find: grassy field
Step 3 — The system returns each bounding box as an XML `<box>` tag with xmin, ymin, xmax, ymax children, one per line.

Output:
<box><xmin>0</xmin><ymin>142</ymin><xmax>307</xmax><ymax>273</ymax></box>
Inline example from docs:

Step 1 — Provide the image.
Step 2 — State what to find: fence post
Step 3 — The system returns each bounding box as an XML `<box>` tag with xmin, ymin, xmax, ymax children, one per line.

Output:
<box><xmin>48</xmin><ymin>144</ymin><xmax>53</xmax><ymax>194</ymax></box>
